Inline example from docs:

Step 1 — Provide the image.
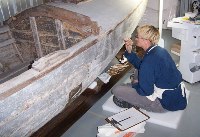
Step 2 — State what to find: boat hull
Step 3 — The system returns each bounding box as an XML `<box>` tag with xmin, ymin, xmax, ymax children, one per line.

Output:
<box><xmin>0</xmin><ymin>0</ymin><xmax>148</xmax><ymax>136</ymax></box>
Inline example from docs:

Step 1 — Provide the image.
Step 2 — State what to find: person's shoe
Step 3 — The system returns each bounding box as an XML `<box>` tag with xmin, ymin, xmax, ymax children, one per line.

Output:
<box><xmin>113</xmin><ymin>95</ymin><xmax>133</xmax><ymax>108</ymax></box>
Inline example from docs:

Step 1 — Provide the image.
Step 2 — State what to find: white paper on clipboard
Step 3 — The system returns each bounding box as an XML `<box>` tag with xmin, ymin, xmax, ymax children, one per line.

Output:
<box><xmin>105</xmin><ymin>107</ymin><xmax>150</xmax><ymax>131</ymax></box>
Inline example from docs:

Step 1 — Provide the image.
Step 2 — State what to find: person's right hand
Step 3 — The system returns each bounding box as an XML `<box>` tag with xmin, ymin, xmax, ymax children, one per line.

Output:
<box><xmin>124</xmin><ymin>38</ymin><xmax>133</xmax><ymax>53</ymax></box>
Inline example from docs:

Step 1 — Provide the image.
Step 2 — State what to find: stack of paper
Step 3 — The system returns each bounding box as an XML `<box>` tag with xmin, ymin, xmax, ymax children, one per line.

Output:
<box><xmin>97</xmin><ymin>122</ymin><xmax>145</xmax><ymax>137</ymax></box>
<box><xmin>97</xmin><ymin>107</ymin><xmax>149</xmax><ymax>137</ymax></box>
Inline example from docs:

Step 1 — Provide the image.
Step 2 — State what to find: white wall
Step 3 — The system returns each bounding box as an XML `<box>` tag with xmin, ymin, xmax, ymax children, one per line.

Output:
<box><xmin>0</xmin><ymin>0</ymin><xmax>43</xmax><ymax>23</ymax></box>
<box><xmin>139</xmin><ymin>0</ymin><xmax>179</xmax><ymax>29</ymax></box>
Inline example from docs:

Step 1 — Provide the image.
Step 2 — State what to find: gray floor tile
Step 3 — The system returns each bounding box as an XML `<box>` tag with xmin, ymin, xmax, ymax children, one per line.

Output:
<box><xmin>61</xmin><ymin>111</ymin><xmax>105</xmax><ymax>137</ymax></box>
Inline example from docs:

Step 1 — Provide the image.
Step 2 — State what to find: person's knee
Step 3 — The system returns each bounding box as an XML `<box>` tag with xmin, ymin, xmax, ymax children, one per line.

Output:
<box><xmin>111</xmin><ymin>85</ymin><xmax>119</xmax><ymax>94</ymax></box>
<box><xmin>111</xmin><ymin>85</ymin><xmax>124</xmax><ymax>95</ymax></box>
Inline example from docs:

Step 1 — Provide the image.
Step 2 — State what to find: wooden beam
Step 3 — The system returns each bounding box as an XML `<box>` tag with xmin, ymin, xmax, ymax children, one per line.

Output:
<box><xmin>30</xmin><ymin>17</ymin><xmax>43</xmax><ymax>58</ymax></box>
<box><xmin>0</xmin><ymin>38</ymin><xmax>15</xmax><ymax>48</ymax></box>
<box><xmin>0</xmin><ymin>25</ymin><xmax>9</xmax><ymax>34</ymax></box>
<box><xmin>55</xmin><ymin>19</ymin><xmax>66</xmax><ymax>50</ymax></box>
<box><xmin>1</xmin><ymin>25</ymin><xmax>25</xmax><ymax>63</ymax></box>
<box><xmin>12</xmin><ymin>43</ymin><xmax>25</xmax><ymax>62</ymax></box>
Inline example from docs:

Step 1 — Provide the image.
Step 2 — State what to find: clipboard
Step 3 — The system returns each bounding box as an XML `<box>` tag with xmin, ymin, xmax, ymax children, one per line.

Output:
<box><xmin>105</xmin><ymin>107</ymin><xmax>150</xmax><ymax>131</ymax></box>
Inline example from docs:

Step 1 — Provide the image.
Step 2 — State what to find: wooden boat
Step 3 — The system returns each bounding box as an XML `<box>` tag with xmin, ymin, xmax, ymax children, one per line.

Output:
<box><xmin>0</xmin><ymin>0</ymin><xmax>148</xmax><ymax>136</ymax></box>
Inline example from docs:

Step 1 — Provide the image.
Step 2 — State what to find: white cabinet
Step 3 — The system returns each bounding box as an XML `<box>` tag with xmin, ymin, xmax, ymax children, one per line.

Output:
<box><xmin>168</xmin><ymin>19</ymin><xmax>200</xmax><ymax>83</ymax></box>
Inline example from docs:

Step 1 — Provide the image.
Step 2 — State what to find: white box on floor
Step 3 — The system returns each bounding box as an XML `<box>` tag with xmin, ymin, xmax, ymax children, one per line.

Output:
<box><xmin>102</xmin><ymin>93</ymin><xmax>190</xmax><ymax>129</ymax></box>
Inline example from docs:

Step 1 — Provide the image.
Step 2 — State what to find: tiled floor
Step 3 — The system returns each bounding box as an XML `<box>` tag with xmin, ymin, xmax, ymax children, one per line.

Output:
<box><xmin>61</xmin><ymin>30</ymin><xmax>200</xmax><ymax>137</ymax></box>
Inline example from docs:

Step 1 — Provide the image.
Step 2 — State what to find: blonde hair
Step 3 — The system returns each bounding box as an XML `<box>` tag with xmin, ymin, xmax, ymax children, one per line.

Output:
<box><xmin>137</xmin><ymin>25</ymin><xmax>160</xmax><ymax>45</ymax></box>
